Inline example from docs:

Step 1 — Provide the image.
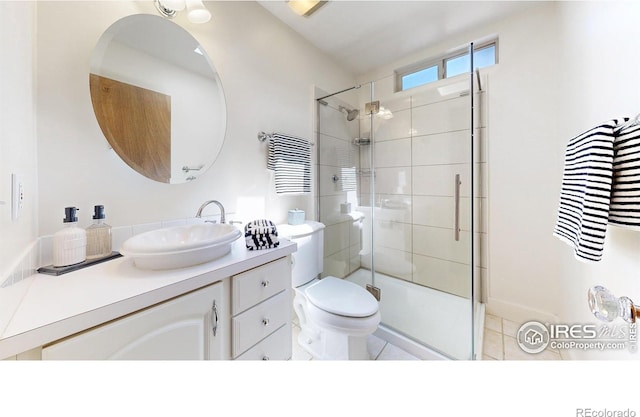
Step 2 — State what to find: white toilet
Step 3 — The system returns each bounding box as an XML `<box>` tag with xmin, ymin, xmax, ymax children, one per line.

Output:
<box><xmin>278</xmin><ymin>220</ymin><xmax>381</xmax><ymax>360</ymax></box>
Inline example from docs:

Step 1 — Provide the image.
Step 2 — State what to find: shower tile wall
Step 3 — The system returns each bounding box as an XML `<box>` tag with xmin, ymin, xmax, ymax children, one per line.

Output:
<box><xmin>318</xmin><ymin>99</ymin><xmax>362</xmax><ymax>278</ymax></box>
<box><xmin>360</xmin><ymin>88</ymin><xmax>488</xmax><ymax>299</ymax></box>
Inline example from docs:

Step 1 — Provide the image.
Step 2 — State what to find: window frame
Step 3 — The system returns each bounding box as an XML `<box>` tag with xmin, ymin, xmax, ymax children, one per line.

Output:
<box><xmin>395</xmin><ymin>38</ymin><xmax>499</xmax><ymax>92</ymax></box>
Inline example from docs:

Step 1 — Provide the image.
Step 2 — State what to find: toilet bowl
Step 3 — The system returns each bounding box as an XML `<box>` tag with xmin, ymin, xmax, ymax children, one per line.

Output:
<box><xmin>278</xmin><ymin>221</ymin><xmax>381</xmax><ymax>360</ymax></box>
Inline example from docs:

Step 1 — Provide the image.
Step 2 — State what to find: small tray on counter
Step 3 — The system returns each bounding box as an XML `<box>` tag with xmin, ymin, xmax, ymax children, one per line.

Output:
<box><xmin>37</xmin><ymin>252</ymin><xmax>122</xmax><ymax>276</ymax></box>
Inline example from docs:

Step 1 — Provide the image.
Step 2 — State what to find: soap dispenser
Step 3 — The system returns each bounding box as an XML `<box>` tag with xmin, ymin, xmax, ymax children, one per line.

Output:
<box><xmin>52</xmin><ymin>207</ymin><xmax>87</xmax><ymax>267</ymax></box>
<box><xmin>86</xmin><ymin>205</ymin><xmax>112</xmax><ymax>260</ymax></box>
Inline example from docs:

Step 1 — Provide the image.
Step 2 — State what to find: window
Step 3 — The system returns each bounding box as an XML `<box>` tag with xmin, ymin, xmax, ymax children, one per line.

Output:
<box><xmin>395</xmin><ymin>40</ymin><xmax>497</xmax><ymax>92</ymax></box>
<box><xmin>401</xmin><ymin>65</ymin><xmax>438</xmax><ymax>90</ymax></box>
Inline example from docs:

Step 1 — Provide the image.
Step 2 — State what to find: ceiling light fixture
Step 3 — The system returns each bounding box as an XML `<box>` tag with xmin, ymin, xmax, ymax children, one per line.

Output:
<box><xmin>287</xmin><ymin>0</ymin><xmax>328</xmax><ymax>17</ymax></box>
<box><xmin>155</xmin><ymin>0</ymin><xmax>211</xmax><ymax>24</ymax></box>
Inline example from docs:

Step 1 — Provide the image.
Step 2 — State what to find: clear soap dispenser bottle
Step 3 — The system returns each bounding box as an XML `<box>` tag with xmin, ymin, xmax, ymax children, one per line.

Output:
<box><xmin>86</xmin><ymin>205</ymin><xmax>112</xmax><ymax>260</ymax></box>
<box><xmin>52</xmin><ymin>207</ymin><xmax>87</xmax><ymax>267</ymax></box>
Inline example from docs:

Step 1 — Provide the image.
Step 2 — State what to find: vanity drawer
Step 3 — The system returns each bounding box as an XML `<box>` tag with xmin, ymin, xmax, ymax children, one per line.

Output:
<box><xmin>232</xmin><ymin>257</ymin><xmax>290</xmax><ymax>315</ymax></box>
<box><xmin>234</xmin><ymin>324</ymin><xmax>291</xmax><ymax>361</ymax></box>
<box><xmin>232</xmin><ymin>290</ymin><xmax>289</xmax><ymax>358</ymax></box>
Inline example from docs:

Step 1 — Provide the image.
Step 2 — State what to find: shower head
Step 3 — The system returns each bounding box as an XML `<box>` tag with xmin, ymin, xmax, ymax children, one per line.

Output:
<box><xmin>339</xmin><ymin>106</ymin><xmax>360</xmax><ymax>121</ymax></box>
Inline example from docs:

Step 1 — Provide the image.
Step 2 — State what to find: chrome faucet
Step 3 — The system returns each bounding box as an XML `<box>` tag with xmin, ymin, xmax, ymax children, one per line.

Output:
<box><xmin>195</xmin><ymin>200</ymin><xmax>226</xmax><ymax>224</ymax></box>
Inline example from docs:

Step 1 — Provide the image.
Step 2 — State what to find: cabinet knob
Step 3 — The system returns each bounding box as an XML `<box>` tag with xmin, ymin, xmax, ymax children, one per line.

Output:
<box><xmin>262</xmin><ymin>318</ymin><xmax>270</xmax><ymax>326</ymax></box>
<box><xmin>262</xmin><ymin>356</ymin><xmax>270</xmax><ymax>361</ymax></box>
<box><xmin>261</xmin><ymin>280</ymin><xmax>269</xmax><ymax>287</ymax></box>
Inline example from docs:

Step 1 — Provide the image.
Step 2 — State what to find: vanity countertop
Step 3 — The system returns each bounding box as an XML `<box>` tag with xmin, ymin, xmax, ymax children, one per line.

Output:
<box><xmin>0</xmin><ymin>239</ymin><xmax>296</xmax><ymax>359</ymax></box>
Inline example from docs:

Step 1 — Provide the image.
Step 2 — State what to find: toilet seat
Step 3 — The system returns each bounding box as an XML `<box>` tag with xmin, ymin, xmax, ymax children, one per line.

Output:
<box><xmin>305</xmin><ymin>300</ymin><xmax>381</xmax><ymax>335</ymax></box>
<box><xmin>305</xmin><ymin>276</ymin><xmax>379</xmax><ymax>318</ymax></box>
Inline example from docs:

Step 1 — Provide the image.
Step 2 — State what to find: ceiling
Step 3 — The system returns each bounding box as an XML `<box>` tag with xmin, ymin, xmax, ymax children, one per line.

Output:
<box><xmin>257</xmin><ymin>1</ymin><xmax>543</xmax><ymax>75</ymax></box>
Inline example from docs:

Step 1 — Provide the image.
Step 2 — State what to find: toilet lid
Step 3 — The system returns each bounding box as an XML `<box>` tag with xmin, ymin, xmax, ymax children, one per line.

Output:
<box><xmin>305</xmin><ymin>277</ymin><xmax>379</xmax><ymax>318</ymax></box>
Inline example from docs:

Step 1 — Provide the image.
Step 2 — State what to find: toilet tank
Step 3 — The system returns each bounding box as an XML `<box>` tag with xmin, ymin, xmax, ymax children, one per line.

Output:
<box><xmin>277</xmin><ymin>221</ymin><xmax>325</xmax><ymax>287</ymax></box>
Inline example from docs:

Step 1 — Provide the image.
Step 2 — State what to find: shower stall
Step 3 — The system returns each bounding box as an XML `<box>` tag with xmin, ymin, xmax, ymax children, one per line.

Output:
<box><xmin>315</xmin><ymin>45</ymin><xmax>486</xmax><ymax>360</ymax></box>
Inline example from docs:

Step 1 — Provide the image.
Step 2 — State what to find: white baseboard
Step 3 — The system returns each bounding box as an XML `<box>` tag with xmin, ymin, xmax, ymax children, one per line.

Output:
<box><xmin>486</xmin><ymin>297</ymin><xmax>558</xmax><ymax>325</ymax></box>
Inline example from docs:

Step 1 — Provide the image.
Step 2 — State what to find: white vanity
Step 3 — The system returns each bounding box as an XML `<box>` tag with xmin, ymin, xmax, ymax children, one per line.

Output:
<box><xmin>0</xmin><ymin>239</ymin><xmax>296</xmax><ymax>360</ymax></box>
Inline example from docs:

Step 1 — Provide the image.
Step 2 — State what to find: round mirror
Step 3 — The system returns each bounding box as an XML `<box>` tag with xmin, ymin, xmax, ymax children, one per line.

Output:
<box><xmin>89</xmin><ymin>14</ymin><xmax>226</xmax><ymax>184</ymax></box>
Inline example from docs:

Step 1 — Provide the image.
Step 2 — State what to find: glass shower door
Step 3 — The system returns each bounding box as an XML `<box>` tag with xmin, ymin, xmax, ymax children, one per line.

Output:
<box><xmin>316</xmin><ymin>84</ymin><xmax>370</xmax><ymax>281</ymax></box>
<box><xmin>316</xmin><ymin>44</ymin><xmax>482</xmax><ymax>359</ymax></box>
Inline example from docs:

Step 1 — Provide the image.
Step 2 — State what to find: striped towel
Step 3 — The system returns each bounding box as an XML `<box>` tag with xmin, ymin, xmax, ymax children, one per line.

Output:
<box><xmin>554</xmin><ymin>117</ymin><xmax>640</xmax><ymax>262</ymax></box>
<box><xmin>609</xmin><ymin>122</ymin><xmax>640</xmax><ymax>229</ymax></box>
<box><xmin>267</xmin><ymin>133</ymin><xmax>311</xmax><ymax>195</ymax></box>
<box><xmin>340</xmin><ymin>167</ymin><xmax>357</xmax><ymax>191</ymax></box>
<box><xmin>245</xmin><ymin>219</ymin><xmax>279</xmax><ymax>250</ymax></box>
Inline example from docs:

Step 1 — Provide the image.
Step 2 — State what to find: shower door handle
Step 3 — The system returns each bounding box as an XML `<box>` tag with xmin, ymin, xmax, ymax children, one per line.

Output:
<box><xmin>454</xmin><ymin>174</ymin><xmax>461</xmax><ymax>241</ymax></box>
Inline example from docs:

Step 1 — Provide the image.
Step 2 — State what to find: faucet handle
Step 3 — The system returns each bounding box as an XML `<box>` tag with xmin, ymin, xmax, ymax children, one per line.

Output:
<box><xmin>588</xmin><ymin>285</ymin><xmax>637</xmax><ymax>323</ymax></box>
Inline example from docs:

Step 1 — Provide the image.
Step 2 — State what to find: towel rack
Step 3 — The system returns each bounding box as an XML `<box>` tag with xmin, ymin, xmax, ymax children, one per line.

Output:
<box><xmin>257</xmin><ymin>131</ymin><xmax>314</xmax><ymax>146</ymax></box>
<box><xmin>616</xmin><ymin>113</ymin><xmax>640</xmax><ymax>131</ymax></box>
<box><xmin>182</xmin><ymin>165</ymin><xmax>204</xmax><ymax>173</ymax></box>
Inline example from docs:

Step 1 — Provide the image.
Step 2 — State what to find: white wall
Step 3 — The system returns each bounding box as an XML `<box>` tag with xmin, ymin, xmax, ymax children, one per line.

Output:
<box><xmin>0</xmin><ymin>2</ymin><xmax>38</xmax><ymax>333</ymax></box>
<box><xmin>36</xmin><ymin>1</ymin><xmax>356</xmax><ymax>236</ymax></box>
<box><xmin>486</xmin><ymin>0</ymin><xmax>640</xmax><ymax>359</ymax></box>
<box><xmin>554</xmin><ymin>1</ymin><xmax>640</xmax><ymax>360</ymax></box>
<box><xmin>480</xmin><ymin>2</ymin><xmax>565</xmax><ymax>324</ymax></box>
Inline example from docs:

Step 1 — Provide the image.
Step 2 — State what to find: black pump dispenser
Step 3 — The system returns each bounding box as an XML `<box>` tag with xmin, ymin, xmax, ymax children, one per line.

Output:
<box><xmin>93</xmin><ymin>205</ymin><xmax>105</xmax><ymax>220</ymax></box>
<box><xmin>63</xmin><ymin>207</ymin><xmax>79</xmax><ymax>223</ymax></box>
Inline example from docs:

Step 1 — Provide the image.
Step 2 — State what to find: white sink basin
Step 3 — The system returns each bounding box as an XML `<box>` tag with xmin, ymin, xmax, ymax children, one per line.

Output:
<box><xmin>120</xmin><ymin>223</ymin><xmax>242</xmax><ymax>270</ymax></box>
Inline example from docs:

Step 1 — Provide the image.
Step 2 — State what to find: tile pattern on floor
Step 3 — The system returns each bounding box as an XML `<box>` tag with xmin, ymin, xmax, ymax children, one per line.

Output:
<box><xmin>292</xmin><ymin>313</ymin><xmax>566</xmax><ymax>361</ymax></box>
<box><xmin>291</xmin><ymin>323</ymin><xmax>420</xmax><ymax>360</ymax></box>
<box><xmin>483</xmin><ymin>314</ymin><xmax>564</xmax><ymax>360</ymax></box>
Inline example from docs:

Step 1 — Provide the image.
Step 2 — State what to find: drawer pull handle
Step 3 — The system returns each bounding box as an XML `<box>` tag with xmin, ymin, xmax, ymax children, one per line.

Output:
<box><xmin>262</xmin><ymin>318</ymin><xmax>270</xmax><ymax>326</ymax></box>
<box><xmin>262</xmin><ymin>356</ymin><xmax>270</xmax><ymax>361</ymax></box>
<box><xmin>211</xmin><ymin>300</ymin><xmax>218</xmax><ymax>337</ymax></box>
<box><xmin>261</xmin><ymin>280</ymin><xmax>270</xmax><ymax>287</ymax></box>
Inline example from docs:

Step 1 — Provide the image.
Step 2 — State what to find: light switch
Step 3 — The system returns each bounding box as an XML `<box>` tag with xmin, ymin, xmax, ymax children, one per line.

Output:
<box><xmin>11</xmin><ymin>174</ymin><xmax>24</xmax><ymax>221</ymax></box>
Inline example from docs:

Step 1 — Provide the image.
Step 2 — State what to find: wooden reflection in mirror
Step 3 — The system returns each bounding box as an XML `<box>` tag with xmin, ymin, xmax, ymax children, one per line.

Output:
<box><xmin>90</xmin><ymin>74</ymin><xmax>171</xmax><ymax>183</ymax></box>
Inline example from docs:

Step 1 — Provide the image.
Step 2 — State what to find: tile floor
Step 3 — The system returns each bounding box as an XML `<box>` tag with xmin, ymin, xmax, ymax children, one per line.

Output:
<box><xmin>291</xmin><ymin>322</ymin><xmax>421</xmax><ymax>360</ymax></box>
<box><xmin>482</xmin><ymin>313</ymin><xmax>564</xmax><ymax>360</ymax></box>
<box><xmin>291</xmin><ymin>313</ymin><xmax>566</xmax><ymax>360</ymax></box>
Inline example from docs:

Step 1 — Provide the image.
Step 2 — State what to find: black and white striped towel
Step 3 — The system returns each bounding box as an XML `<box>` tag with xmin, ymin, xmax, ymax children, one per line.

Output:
<box><xmin>610</xmin><ymin>122</ymin><xmax>640</xmax><ymax>229</ymax></box>
<box><xmin>245</xmin><ymin>219</ymin><xmax>279</xmax><ymax>251</ymax></box>
<box><xmin>554</xmin><ymin>117</ymin><xmax>640</xmax><ymax>262</ymax></box>
<box><xmin>267</xmin><ymin>133</ymin><xmax>311</xmax><ymax>195</ymax></box>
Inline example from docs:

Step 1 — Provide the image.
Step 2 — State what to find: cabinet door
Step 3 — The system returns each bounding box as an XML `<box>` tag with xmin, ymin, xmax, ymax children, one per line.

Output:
<box><xmin>42</xmin><ymin>283</ymin><xmax>224</xmax><ymax>360</ymax></box>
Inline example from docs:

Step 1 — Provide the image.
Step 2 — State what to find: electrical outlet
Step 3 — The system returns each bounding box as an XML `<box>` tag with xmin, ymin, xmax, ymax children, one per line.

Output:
<box><xmin>11</xmin><ymin>174</ymin><xmax>24</xmax><ymax>221</ymax></box>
